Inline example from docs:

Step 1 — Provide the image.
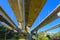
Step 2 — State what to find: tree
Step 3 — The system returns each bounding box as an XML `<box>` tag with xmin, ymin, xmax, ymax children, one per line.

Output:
<box><xmin>38</xmin><ymin>32</ymin><xmax>49</xmax><ymax>40</ymax></box>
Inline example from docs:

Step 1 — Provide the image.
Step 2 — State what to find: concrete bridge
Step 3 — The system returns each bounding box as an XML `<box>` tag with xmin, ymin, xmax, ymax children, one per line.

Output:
<box><xmin>0</xmin><ymin>0</ymin><xmax>60</xmax><ymax>40</ymax></box>
<box><xmin>0</xmin><ymin>0</ymin><xmax>60</xmax><ymax>34</ymax></box>
<box><xmin>0</xmin><ymin>7</ymin><xmax>17</xmax><ymax>29</ymax></box>
<box><xmin>31</xmin><ymin>4</ymin><xmax>60</xmax><ymax>33</ymax></box>
<box><xmin>0</xmin><ymin>0</ymin><xmax>46</xmax><ymax>33</ymax></box>
<box><xmin>8</xmin><ymin>0</ymin><xmax>46</xmax><ymax>32</ymax></box>
<box><xmin>42</xmin><ymin>23</ymin><xmax>60</xmax><ymax>32</ymax></box>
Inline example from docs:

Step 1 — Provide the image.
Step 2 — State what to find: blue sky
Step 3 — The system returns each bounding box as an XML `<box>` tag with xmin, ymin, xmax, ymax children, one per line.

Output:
<box><xmin>0</xmin><ymin>0</ymin><xmax>60</xmax><ymax>33</ymax></box>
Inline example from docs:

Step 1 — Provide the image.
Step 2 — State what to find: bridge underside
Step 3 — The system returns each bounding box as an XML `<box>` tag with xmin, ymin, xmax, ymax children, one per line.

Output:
<box><xmin>0</xmin><ymin>15</ymin><xmax>14</xmax><ymax>29</ymax></box>
<box><xmin>31</xmin><ymin>5</ymin><xmax>60</xmax><ymax>32</ymax></box>
<box><xmin>25</xmin><ymin>0</ymin><xmax>46</xmax><ymax>27</ymax></box>
<box><xmin>8</xmin><ymin>0</ymin><xmax>46</xmax><ymax>28</ymax></box>
<box><xmin>42</xmin><ymin>24</ymin><xmax>60</xmax><ymax>32</ymax></box>
<box><xmin>0</xmin><ymin>7</ymin><xmax>17</xmax><ymax>29</ymax></box>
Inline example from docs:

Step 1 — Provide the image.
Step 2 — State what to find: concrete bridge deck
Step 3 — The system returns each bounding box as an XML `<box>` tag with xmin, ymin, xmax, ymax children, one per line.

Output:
<box><xmin>31</xmin><ymin>4</ymin><xmax>60</xmax><ymax>33</ymax></box>
<box><xmin>0</xmin><ymin>7</ymin><xmax>17</xmax><ymax>29</ymax></box>
<box><xmin>8</xmin><ymin>0</ymin><xmax>46</xmax><ymax>29</ymax></box>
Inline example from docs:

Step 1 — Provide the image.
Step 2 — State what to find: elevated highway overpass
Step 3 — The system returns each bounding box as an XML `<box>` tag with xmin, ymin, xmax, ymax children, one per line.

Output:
<box><xmin>8</xmin><ymin>0</ymin><xmax>46</xmax><ymax>31</ymax></box>
<box><xmin>31</xmin><ymin>4</ymin><xmax>60</xmax><ymax>33</ymax></box>
<box><xmin>42</xmin><ymin>24</ymin><xmax>60</xmax><ymax>32</ymax></box>
<box><xmin>8</xmin><ymin>0</ymin><xmax>25</xmax><ymax>29</ymax></box>
<box><xmin>0</xmin><ymin>7</ymin><xmax>17</xmax><ymax>29</ymax></box>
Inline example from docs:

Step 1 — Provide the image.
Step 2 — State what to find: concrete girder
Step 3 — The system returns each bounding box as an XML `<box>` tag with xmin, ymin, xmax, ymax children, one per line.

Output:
<box><xmin>8</xmin><ymin>0</ymin><xmax>25</xmax><ymax>29</ymax></box>
<box><xmin>42</xmin><ymin>24</ymin><xmax>60</xmax><ymax>32</ymax></box>
<box><xmin>8</xmin><ymin>0</ymin><xmax>46</xmax><ymax>29</ymax></box>
<box><xmin>0</xmin><ymin>23</ymin><xmax>13</xmax><ymax>30</ymax></box>
<box><xmin>31</xmin><ymin>4</ymin><xmax>60</xmax><ymax>33</ymax></box>
<box><xmin>25</xmin><ymin>0</ymin><xmax>46</xmax><ymax>27</ymax></box>
<box><xmin>0</xmin><ymin>7</ymin><xmax>17</xmax><ymax>29</ymax></box>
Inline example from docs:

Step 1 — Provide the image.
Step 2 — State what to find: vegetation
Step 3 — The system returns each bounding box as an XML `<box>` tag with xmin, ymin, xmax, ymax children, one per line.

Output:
<box><xmin>38</xmin><ymin>31</ymin><xmax>60</xmax><ymax>40</ymax></box>
<box><xmin>38</xmin><ymin>32</ymin><xmax>49</xmax><ymax>40</ymax></box>
<box><xmin>0</xmin><ymin>24</ymin><xmax>60</xmax><ymax>40</ymax></box>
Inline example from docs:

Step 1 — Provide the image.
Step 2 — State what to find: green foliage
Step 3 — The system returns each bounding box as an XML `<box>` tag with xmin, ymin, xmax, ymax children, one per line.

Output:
<box><xmin>54</xmin><ymin>31</ymin><xmax>60</xmax><ymax>36</ymax></box>
<box><xmin>38</xmin><ymin>31</ymin><xmax>60</xmax><ymax>40</ymax></box>
<box><xmin>18</xmin><ymin>38</ymin><xmax>25</xmax><ymax>40</ymax></box>
<box><xmin>38</xmin><ymin>33</ymin><xmax>49</xmax><ymax>40</ymax></box>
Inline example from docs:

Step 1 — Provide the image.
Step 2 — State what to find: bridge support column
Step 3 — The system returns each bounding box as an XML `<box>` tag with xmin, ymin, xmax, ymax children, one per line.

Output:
<box><xmin>18</xmin><ymin>22</ymin><xmax>22</xmax><ymax>30</ymax></box>
<box><xmin>35</xmin><ymin>30</ymin><xmax>38</xmax><ymax>40</ymax></box>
